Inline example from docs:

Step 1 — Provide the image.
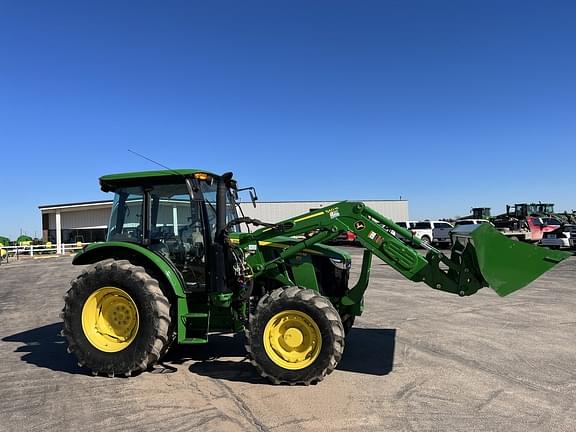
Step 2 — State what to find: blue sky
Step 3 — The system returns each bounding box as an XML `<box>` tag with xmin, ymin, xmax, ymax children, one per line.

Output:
<box><xmin>1</xmin><ymin>1</ymin><xmax>575</xmax><ymax>239</ymax></box>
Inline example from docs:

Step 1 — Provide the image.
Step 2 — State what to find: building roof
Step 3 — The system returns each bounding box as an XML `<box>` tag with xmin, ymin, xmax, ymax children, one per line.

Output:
<box><xmin>38</xmin><ymin>200</ymin><xmax>113</xmax><ymax>211</ymax></box>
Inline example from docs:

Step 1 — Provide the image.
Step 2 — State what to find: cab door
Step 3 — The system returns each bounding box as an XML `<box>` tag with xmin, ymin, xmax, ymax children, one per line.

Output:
<box><xmin>147</xmin><ymin>183</ymin><xmax>208</xmax><ymax>292</ymax></box>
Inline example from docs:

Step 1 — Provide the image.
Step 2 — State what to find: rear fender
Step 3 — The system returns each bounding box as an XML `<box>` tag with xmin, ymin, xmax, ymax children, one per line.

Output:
<box><xmin>73</xmin><ymin>242</ymin><xmax>186</xmax><ymax>299</ymax></box>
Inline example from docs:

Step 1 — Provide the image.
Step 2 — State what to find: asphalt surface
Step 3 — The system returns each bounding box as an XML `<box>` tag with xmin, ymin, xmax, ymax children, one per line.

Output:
<box><xmin>0</xmin><ymin>249</ymin><xmax>575</xmax><ymax>432</ymax></box>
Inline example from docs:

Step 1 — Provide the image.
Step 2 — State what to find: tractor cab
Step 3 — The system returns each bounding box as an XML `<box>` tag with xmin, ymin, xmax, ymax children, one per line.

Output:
<box><xmin>512</xmin><ymin>203</ymin><xmax>529</xmax><ymax>218</ymax></box>
<box><xmin>471</xmin><ymin>207</ymin><xmax>491</xmax><ymax>220</ymax></box>
<box><xmin>534</xmin><ymin>203</ymin><xmax>555</xmax><ymax>215</ymax></box>
<box><xmin>100</xmin><ymin>169</ymin><xmax>240</xmax><ymax>291</ymax></box>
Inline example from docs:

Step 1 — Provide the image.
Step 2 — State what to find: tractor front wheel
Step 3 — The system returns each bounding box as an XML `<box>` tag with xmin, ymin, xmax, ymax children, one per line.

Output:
<box><xmin>62</xmin><ymin>259</ymin><xmax>171</xmax><ymax>377</ymax></box>
<box><xmin>245</xmin><ymin>286</ymin><xmax>345</xmax><ymax>385</ymax></box>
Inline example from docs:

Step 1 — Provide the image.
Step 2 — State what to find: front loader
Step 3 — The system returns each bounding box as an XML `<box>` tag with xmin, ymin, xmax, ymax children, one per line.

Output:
<box><xmin>62</xmin><ymin>170</ymin><xmax>570</xmax><ymax>384</ymax></box>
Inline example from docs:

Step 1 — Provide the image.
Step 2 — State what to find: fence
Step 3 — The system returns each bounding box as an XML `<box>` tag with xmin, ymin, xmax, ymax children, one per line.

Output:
<box><xmin>0</xmin><ymin>242</ymin><xmax>88</xmax><ymax>265</ymax></box>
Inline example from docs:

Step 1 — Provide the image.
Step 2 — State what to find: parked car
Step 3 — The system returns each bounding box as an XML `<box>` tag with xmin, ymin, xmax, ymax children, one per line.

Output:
<box><xmin>395</xmin><ymin>221</ymin><xmax>418</xmax><ymax>231</ymax></box>
<box><xmin>540</xmin><ymin>224</ymin><xmax>576</xmax><ymax>250</ymax></box>
<box><xmin>412</xmin><ymin>221</ymin><xmax>454</xmax><ymax>246</ymax></box>
<box><xmin>308</xmin><ymin>206</ymin><xmax>358</xmax><ymax>246</ymax></box>
<box><xmin>328</xmin><ymin>230</ymin><xmax>358</xmax><ymax>245</ymax></box>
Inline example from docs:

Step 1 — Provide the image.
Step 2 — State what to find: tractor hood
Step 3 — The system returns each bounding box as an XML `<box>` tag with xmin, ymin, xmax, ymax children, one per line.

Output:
<box><xmin>230</xmin><ymin>233</ymin><xmax>352</xmax><ymax>262</ymax></box>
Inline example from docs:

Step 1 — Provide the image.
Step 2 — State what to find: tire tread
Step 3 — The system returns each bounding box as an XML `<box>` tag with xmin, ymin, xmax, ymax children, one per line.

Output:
<box><xmin>62</xmin><ymin>259</ymin><xmax>172</xmax><ymax>377</ymax></box>
<box><xmin>245</xmin><ymin>286</ymin><xmax>344</xmax><ymax>385</ymax></box>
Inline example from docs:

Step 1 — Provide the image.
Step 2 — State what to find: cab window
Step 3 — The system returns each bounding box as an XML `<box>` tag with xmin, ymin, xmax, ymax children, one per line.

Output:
<box><xmin>107</xmin><ymin>187</ymin><xmax>144</xmax><ymax>242</ymax></box>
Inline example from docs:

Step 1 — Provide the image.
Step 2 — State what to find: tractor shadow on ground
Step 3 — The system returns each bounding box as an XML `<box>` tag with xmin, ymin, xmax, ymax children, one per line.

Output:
<box><xmin>337</xmin><ymin>328</ymin><xmax>396</xmax><ymax>376</ymax></box>
<box><xmin>163</xmin><ymin>333</ymin><xmax>268</xmax><ymax>384</ymax></box>
<box><xmin>174</xmin><ymin>328</ymin><xmax>396</xmax><ymax>385</ymax></box>
<box><xmin>2</xmin><ymin>324</ymin><xmax>396</xmax><ymax>382</ymax></box>
<box><xmin>2</xmin><ymin>322</ymin><xmax>88</xmax><ymax>375</ymax></box>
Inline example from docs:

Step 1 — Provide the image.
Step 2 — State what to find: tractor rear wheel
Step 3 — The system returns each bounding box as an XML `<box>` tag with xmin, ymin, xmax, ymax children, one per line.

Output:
<box><xmin>245</xmin><ymin>286</ymin><xmax>345</xmax><ymax>385</ymax></box>
<box><xmin>62</xmin><ymin>259</ymin><xmax>171</xmax><ymax>377</ymax></box>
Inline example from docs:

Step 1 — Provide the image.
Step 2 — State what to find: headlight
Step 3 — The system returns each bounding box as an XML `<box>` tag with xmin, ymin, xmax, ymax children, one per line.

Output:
<box><xmin>330</xmin><ymin>258</ymin><xmax>351</xmax><ymax>270</ymax></box>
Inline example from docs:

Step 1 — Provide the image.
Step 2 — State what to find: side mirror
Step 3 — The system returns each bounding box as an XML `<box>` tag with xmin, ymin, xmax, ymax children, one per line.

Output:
<box><xmin>249</xmin><ymin>190</ymin><xmax>258</xmax><ymax>208</ymax></box>
<box><xmin>237</xmin><ymin>186</ymin><xmax>259</xmax><ymax>208</ymax></box>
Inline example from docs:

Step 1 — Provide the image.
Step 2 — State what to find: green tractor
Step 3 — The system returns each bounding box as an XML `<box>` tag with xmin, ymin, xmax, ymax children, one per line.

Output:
<box><xmin>471</xmin><ymin>207</ymin><xmax>491</xmax><ymax>220</ymax></box>
<box><xmin>62</xmin><ymin>169</ymin><xmax>570</xmax><ymax>384</ymax></box>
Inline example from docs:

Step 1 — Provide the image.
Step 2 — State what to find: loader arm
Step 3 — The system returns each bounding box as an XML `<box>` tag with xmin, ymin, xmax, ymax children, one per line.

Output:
<box><xmin>236</xmin><ymin>201</ymin><xmax>569</xmax><ymax>300</ymax></box>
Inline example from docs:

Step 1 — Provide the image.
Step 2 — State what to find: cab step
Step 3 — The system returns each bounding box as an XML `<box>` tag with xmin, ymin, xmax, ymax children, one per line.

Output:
<box><xmin>178</xmin><ymin>307</ymin><xmax>210</xmax><ymax>344</ymax></box>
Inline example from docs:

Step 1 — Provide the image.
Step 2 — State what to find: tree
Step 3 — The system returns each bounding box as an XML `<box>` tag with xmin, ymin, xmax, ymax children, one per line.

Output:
<box><xmin>17</xmin><ymin>235</ymin><xmax>32</xmax><ymax>245</ymax></box>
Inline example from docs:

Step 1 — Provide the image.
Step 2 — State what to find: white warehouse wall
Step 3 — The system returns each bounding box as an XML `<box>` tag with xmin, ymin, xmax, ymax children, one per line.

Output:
<box><xmin>239</xmin><ymin>200</ymin><xmax>408</xmax><ymax>226</ymax></box>
<box><xmin>48</xmin><ymin>207</ymin><xmax>112</xmax><ymax>230</ymax></box>
<box><xmin>44</xmin><ymin>200</ymin><xmax>408</xmax><ymax>232</ymax></box>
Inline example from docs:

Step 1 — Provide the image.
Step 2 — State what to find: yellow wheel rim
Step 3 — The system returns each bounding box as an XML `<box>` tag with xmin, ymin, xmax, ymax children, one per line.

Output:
<box><xmin>263</xmin><ymin>310</ymin><xmax>322</xmax><ymax>370</ymax></box>
<box><xmin>81</xmin><ymin>287</ymin><xmax>139</xmax><ymax>353</ymax></box>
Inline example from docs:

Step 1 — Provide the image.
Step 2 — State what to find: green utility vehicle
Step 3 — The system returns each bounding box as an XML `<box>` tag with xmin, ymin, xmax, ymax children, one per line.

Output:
<box><xmin>62</xmin><ymin>170</ymin><xmax>570</xmax><ymax>385</ymax></box>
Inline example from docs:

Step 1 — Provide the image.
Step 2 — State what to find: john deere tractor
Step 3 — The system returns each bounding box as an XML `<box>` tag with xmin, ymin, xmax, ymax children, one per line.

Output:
<box><xmin>62</xmin><ymin>169</ymin><xmax>570</xmax><ymax>384</ymax></box>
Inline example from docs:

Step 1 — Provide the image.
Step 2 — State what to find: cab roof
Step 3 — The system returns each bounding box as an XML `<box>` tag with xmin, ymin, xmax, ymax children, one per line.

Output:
<box><xmin>99</xmin><ymin>169</ymin><xmax>219</xmax><ymax>191</ymax></box>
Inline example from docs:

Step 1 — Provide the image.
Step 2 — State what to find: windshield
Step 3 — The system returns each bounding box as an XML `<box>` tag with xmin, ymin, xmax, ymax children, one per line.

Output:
<box><xmin>543</xmin><ymin>218</ymin><xmax>561</xmax><ymax>226</ymax></box>
<box><xmin>200</xmin><ymin>181</ymin><xmax>239</xmax><ymax>237</ymax></box>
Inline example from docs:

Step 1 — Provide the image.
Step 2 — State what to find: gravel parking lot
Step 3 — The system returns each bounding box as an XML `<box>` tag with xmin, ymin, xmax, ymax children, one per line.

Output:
<box><xmin>1</xmin><ymin>250</ymin><xmax>575</xmax><ymax>432</ymax></box>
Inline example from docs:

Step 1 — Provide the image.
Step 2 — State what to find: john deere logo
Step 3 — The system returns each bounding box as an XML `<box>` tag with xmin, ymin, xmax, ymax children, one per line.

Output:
<box><xmin>354</xmin><ymin>221</ymin><xmax>365</xmax><ymax>231</ymax></box>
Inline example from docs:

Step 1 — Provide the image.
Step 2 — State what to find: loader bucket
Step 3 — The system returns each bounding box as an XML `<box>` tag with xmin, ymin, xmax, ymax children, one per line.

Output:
<box><xmin>451</xmin><ymin>224</ymin><xmax>570</xmax><ymax>297</ymax></box>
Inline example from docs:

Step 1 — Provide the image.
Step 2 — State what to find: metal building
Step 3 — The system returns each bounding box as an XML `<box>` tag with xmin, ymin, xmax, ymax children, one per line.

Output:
<box><xmin>240</xmin><ymin>200</ymin><xmax>408</xmax><ymax>224</ymax></box>
<box><xmin>39</xmin><ymin>199</ymin><xmax>408</xmax><ymax>251</ymax></box>
<box><xmin>39</xmin><ymin>201</ymin><xmax>112</xmax><ymax>245</ymax></box>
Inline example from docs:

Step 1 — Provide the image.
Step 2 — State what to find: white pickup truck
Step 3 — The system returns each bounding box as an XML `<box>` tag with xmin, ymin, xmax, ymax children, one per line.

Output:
<box><xmin>391</xmin><ymin>221</ymin><xmax>417</xmax><ymax>238</ymax></box>
<box><xmin>411</xmin><ymin>220</ymin><xmax>454</xmax><ymax>247</ymax></box>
